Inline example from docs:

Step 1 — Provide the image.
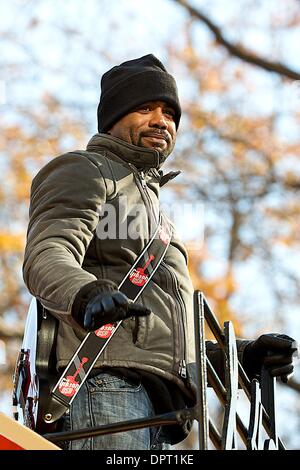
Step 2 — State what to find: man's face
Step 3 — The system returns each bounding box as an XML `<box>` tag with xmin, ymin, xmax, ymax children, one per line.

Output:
<box><xmin>108</xmin><ymin>100</ymin><xmax>177</xmax><ymax>159</ymax></box>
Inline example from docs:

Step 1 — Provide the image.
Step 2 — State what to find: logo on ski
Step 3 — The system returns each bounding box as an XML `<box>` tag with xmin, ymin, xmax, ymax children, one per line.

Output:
<box><xmin>129</xmin><ymin>255</ymin><xmax>155</xmax><ymax>286</ymax></box>
<box><xmin>58</xmin><ymin>357</ymin><xmax>89</xmax><ymax>397</ymax></box>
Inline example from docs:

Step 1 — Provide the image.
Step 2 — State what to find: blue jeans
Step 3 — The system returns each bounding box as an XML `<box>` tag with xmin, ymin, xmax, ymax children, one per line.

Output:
<box><xmin>60</xmin><ymin>372</ymin><xmax>171</xmax><ymax>450</ymax></box>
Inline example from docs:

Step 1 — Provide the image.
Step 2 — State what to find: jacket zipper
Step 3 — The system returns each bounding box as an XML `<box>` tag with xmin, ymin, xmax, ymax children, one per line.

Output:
<box><xmin>138</xmin><ymin>170</ymin><xmax>159</xmax><ymax>231</ymax></box>
<box><xmin>138</xmin><ymin>169</ymin><xmax>187</xmax><ymax>375</ymax></box>
<box><xmin>133</xmin><ymin>165</ymin><xmax>187</xmax><ymax>378</ymax></box>
<box><xmin>128</xmin><ymin>164</ymin><xmax>187</xmax><ymax>376</ymax></box>
<box><xmin>127</xmin><ymin>164</ymin><xmax>159</xmax><ymax>337</ymax></box>
<box><xmin>160</xmin><ymin>261</ymin><xmax>187</xmax><ymax>378</ymax></box>
<box><xmin>139</xmin><ymin>170</ymin><xmax>147</xmax><ymax>189</ymax></box>
<box><xmin>128</xmin><ymin>163</ymin><xmax>159</xmax><ymax>238</ymax></box>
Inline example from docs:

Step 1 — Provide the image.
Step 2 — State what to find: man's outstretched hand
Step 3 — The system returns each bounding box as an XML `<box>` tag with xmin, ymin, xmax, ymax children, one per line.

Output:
<box><xmin>243</xmin><ymin>333</ymin><xmax>298</xmax><ymax>382</ymax></box>
<box><xmin>83</xmin><ymin>291</ymin><xmax>151</xmax><ymax>331</ymax></box>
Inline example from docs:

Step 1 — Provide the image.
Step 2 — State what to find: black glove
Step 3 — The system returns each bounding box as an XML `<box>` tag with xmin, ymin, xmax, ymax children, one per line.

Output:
<box><xmin>83</xmin><ymin>291</ymin><xmax>151</xmax><ymax>331</ymax></box>
<box><xmin>243</xmin><ymin>333</ymin><xmax>298</xmax><ymax>382</ymax></box>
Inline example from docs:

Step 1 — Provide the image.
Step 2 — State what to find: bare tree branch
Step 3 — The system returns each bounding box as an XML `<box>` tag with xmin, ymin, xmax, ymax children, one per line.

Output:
<box><xmin>173</xmin><ymin>0</ymin><xmax>300</xmax><ymax>80</ymax></box>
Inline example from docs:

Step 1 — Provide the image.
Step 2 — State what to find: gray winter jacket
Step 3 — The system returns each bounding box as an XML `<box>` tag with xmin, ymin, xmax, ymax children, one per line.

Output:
<box><xmin>23</xmin><ymin>133</ymin><xmax>198</xmax><ymax>399</ymax></box>
<box><xmin>23</xmin><ymin>133</ymin><xmax>249</xmax><ymax>402</ymax></box>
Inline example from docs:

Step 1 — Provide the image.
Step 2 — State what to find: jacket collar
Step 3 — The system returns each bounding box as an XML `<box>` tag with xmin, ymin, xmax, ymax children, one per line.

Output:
<box><xmin>86</xmin><ymin>133</ymin><xmax>161</xmax><ymax>170</ymax></box>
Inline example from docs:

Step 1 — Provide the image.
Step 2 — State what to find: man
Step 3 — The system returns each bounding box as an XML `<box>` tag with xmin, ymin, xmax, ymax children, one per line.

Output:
<box><xmin>22</xmin><ymin>54</ymin><xmax>297</xmax><ymax>450</ymax></box>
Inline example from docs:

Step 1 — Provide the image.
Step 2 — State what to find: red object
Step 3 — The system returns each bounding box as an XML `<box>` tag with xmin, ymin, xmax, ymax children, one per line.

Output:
<box><xmin>129</xmin><ymin>255</ymin><xmax>155</xmax><ymax>286</ymax></box>
<box><xmin>95</xmin><ymin>324</ymin><xmax>114</xmax><ymax>339</ymax></box>
<box><xmin>0</xmin><ymin>434</ymin><xmax>24</xmax><ymax>450</ymax></box>
<box><xmin>58</xmin><ymin>357</ymin><xmax>88</xmax><ymax>397</ymax></box>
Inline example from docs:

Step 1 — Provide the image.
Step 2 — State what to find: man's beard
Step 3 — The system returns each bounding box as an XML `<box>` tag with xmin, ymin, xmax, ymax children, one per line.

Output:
<box><xmin>131</xmin><ymin>130</ymin><xmax>175</xmax><ymax>159</ymax></box>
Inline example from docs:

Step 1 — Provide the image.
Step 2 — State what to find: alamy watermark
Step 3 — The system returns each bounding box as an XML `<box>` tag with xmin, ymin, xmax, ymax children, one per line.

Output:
<box><xmin>95</xmin><ymin>196</ymin><xmax>204</xmax><ymax>252</ymax></box>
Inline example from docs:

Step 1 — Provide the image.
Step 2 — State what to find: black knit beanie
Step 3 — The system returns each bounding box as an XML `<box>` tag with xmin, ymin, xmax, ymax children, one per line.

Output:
<box><xmin>97</xmin><ymin>54</ymin><xmax>181</xmax><ymax>133</ymax></box>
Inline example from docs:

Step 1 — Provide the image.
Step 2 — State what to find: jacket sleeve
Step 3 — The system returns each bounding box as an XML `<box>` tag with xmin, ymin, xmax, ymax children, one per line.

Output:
<box><xmin>22</xmin><ymin>152</ymin><xmax>107</xmax><ymax>328</ymax></box>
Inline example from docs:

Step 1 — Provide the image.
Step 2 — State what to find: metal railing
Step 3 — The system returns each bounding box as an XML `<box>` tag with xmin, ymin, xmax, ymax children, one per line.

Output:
<box><xmin>195</xmin><ymin>291</ymin><xmax>284</xmax><ymax>450</ymax></box>
<box><xmin>43</xmin><ymin>290</ymin><xmax>284</xmax><ymax>450</ymax></box>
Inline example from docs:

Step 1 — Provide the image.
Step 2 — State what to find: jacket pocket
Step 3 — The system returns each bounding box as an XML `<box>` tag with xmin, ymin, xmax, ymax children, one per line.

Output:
<box><xmin>121</xmin><ymin>316</ymin><xmax>139</xmax><ymax>344</ymax></box>
<box><xmin>160</xmin><ymin>261</ymin><xmax>187</xmax><ymax>378</ymax></box>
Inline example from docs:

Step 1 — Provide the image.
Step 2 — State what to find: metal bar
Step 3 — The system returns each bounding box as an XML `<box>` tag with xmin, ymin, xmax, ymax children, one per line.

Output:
<box><xmin>207</xmin><ymin>358</ymin><xmax>249</xmax><ymax>447</ymax></box>
<box><xmin>221</xmin><ymin>322</ymin><xmax>238</xmax><ymax>449</ymax></box>
<box><xmin>209</xmin><ymin>419</ymin><xmax>222</xmax><ymax>450</ymax></box>
<box><xmin>193</xmin><ymin>291</ymin><xmax>209</xmax><ymax>449</ymax></box>
<box><xmin>202</xmin><ymin>293</ymin><xmax>285</xmax><ymax>450</ymax></box>
<box><xmin>43</xmin><ymin>408</ymin><xmax>195</xmax><ymax>444</ymax></box>
<box><xmin>261</xmin><ymin>366</ymin><xmax>278</xmax><ymax>449</ymax></box>
<box><xmin>247</xmin><ymin>379</ymin><xmax>263</xmax><ymax>450</ymax></box>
